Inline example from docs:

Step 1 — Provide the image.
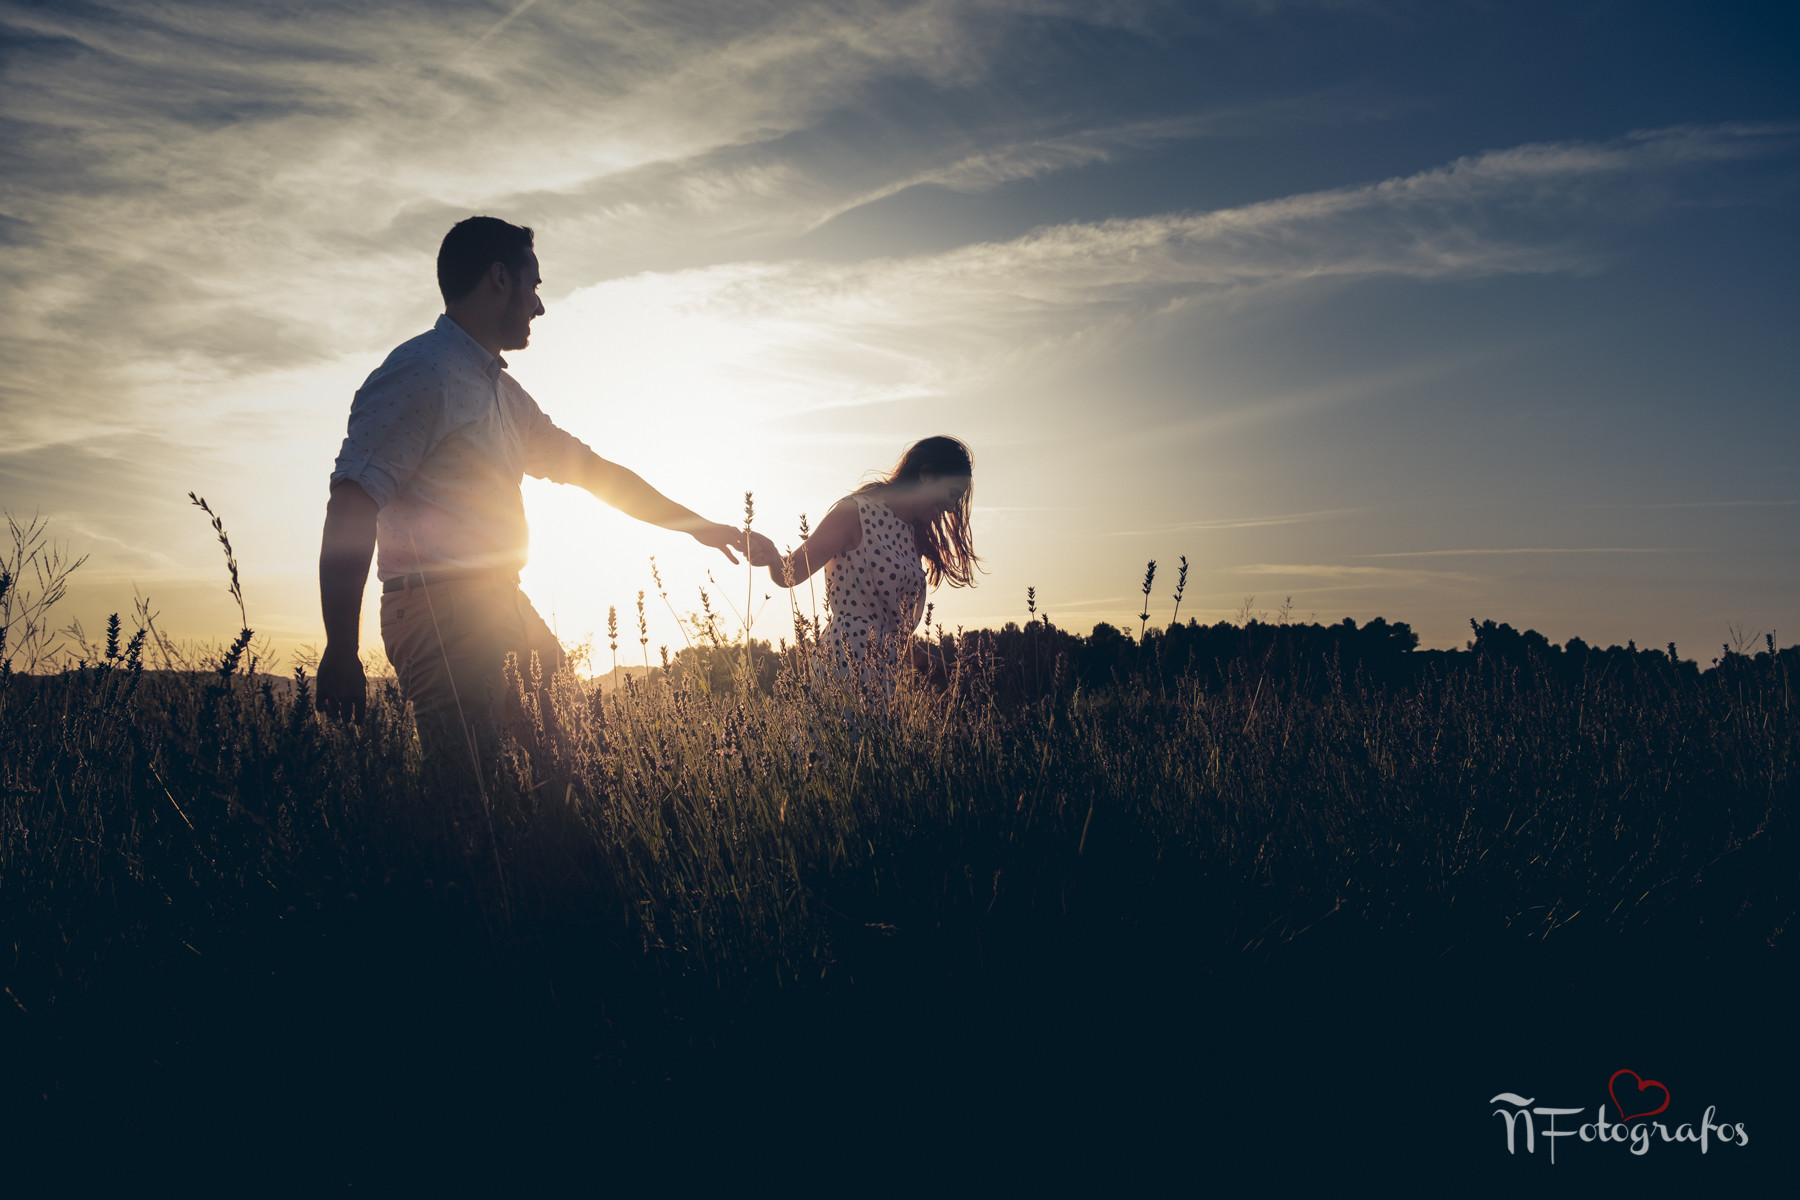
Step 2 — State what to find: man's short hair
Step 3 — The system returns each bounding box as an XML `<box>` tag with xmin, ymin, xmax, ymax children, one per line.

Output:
<box><xmin>437</xmin><ymin>216</ymin><xmax>535</xmax><ymax>304</ymax></box>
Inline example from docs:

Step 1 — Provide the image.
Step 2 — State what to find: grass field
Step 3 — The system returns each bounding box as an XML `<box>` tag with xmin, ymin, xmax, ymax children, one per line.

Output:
<box><xmin>2</xmin><ymin>524</ymin><xmax>1794</xmax><ymax>1187</ymax></box>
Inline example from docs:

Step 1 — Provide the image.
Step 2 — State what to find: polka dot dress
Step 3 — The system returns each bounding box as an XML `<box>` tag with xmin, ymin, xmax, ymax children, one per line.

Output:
<box><xmin>821</xmin><ymin>494</ymin><xmax>927</xmax><ymax>688</ymax></box>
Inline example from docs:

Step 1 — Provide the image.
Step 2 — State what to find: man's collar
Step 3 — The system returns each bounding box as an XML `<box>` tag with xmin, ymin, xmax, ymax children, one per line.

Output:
<box><xmin>434</xmin><ymin>313</ymin><xmax>507</xmax><ymax>375</ymax></box>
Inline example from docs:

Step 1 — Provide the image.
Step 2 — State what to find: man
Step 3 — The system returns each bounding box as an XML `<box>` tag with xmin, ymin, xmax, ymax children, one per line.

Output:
<box><xmin>316</xmin><ymin>215</ymin><xmax>756</xmax><ymax>757</ymax></box>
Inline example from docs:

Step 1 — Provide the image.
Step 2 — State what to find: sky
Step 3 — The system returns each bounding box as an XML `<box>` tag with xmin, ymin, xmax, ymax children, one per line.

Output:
<box><xmin>2</xmin><ymin>0</ymin><xmax>1797</xmax><ymax>669</ymax></box>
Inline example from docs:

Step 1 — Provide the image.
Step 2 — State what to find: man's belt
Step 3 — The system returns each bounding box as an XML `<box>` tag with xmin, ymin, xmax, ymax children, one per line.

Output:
<box><xmin>381</xmin><ymin>569</ymin><xmax>516</xmax><ymax>595</ymax></box>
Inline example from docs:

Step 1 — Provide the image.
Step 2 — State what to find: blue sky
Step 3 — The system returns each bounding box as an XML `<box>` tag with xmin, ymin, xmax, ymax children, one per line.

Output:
<box><xmin>2</xmin><ymin>1</ymin><xmax>1796</xmax><ymax>665</ymax></box>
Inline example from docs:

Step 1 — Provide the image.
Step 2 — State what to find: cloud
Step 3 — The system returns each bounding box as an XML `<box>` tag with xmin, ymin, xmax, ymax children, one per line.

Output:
<box><xmin>1113</xmin><ymin>508</ymin><xmax>1364</xmax><ymax>536</ymax></box>
<box><xmin>1357</xmin><ymin>547</ymin><xmax>1692</xmax><ymax>558</ymax></box>
<box><xmin>536</xmin><ymin>121</ymin><xmax>1797</xmax><ymax>438</ymax></box>
<box><xmin>0</xmin><ymin>434</ymin><xmax>202</xmax><ymax>577</ymax></box>
<box><xmin>1581</xmin><ymin>499</ymin><xmax>1800</xmax><ymax>510</ymax></box>
<box><xmin>0</xmin><ymin>1</ymin><xmax>1188</xmax><ymax>424</ymax></box>
<box><xmin>718</xmin><ymin>124</ymin><xmax>1798</xmax><ymax>321</ymax></box>
<box><xmin>1226</xmin><ymin>562</ymin><xmax>1483</xmax><ymax>587</ymax></box>
<box><xmin>802</xmin><ymin>91</ymin><xmax>1390</xmax><ymax>232</ymax></box>
<box><xmin>1016</xmin><ymin>593</ymin><xmax>1135</xmax><ymax>613</ymax></box>
<box><xmin>457</xmin><ymin>0</ymin><xmax>549</xmax><ymax>60</ymax></box>
<box><xmin>7</xmin><ymin>0</ymin><xmax>1787</xmax><ymax>456</ymax></box>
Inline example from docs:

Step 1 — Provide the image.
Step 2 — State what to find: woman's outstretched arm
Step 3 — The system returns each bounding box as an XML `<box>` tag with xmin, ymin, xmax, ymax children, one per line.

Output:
<box><xmin>769</xmin><ymin>497</ymin><xmax>862</xmax><ymax>588</ymax></box>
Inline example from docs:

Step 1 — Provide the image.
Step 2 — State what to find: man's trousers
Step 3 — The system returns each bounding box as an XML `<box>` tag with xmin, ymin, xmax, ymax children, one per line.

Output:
<box><xmin>379</xmin><ymin>573</ymin><xmax>566</xmax><ymax>767</ymax></box>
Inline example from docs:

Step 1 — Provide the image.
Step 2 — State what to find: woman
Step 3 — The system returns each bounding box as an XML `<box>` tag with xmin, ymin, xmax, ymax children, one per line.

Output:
<box><xmin>764</xmin><ymin>435</ymin><xmax>979</xmax><ymax>691</ymax></box>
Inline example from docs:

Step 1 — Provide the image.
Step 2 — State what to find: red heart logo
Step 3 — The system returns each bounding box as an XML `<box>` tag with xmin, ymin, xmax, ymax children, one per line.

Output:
<box><xmin>1608</xmin><ymin>1069</ymin><xmax>1671</xmax><ymax>1122</ymax></box>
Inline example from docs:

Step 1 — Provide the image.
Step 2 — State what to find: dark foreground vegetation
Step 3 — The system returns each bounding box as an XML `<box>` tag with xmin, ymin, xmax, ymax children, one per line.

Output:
<box><xmin>3</xmin><ymin>554</ymin><xmax>1795</xmax><ymax>1185</ymax></box>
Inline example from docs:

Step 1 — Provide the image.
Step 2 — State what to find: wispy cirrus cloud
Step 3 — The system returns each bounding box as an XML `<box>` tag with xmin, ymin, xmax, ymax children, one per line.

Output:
<box><xmin>1357</xmin><ymin>547</ymin><xmax>1693</xmax><ymax>558</ymax></box>
<box><xmin>1581</xmin><ymin>499</ymin><xmax>1800</xmax><ymax>510</ymax></box>
<box><xmin>801</xmin><ymin>91</ymin><xmax>1393</xmax><ymax>233</ymax></box>
<box><xmin>704</xmin><ymin>124</ymin><xmax>1798</xmax><ymax>328</ymax></box>
<box><xmin>0</xmin><ymin>0</ymin><xmax>1197</xmax><ymax>440</ymax></box>
<box><xmin>1225</xmin><ymin>562</ymin><xmax>1484</xmax><ymax>587</ymax></box>
<box><xmin>538</xmin><ymin>121</ymin><xmax>1798</xmax><ymax>439</ymax></box>
<box><xmin>5</xmin><ymin>0</ymin><xmax>1789</xmax><ymax>463</ymax></box>
<box><xmin>1113</xmin><ymin>508</ymin><xmax>1364</xmax><ymax>536</ymax></box>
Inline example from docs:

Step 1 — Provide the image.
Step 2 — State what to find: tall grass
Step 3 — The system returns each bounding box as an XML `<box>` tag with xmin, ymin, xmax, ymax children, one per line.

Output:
<box><xmin>4</xmin><ymin>589</ymin><xmax>1792</xmax><ymax>996</ymax></box>
<box><xmin>1</xmin><ymin>514</ymin><xmax>1795</xmax><ymax>1162</ymax></box>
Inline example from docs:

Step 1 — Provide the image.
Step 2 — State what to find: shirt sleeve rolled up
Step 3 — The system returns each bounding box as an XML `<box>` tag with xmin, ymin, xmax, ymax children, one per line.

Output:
<box><xmin>330</xmin><ymin>357</ymin><xmax>445</xmax><ymax>509</ymax></box>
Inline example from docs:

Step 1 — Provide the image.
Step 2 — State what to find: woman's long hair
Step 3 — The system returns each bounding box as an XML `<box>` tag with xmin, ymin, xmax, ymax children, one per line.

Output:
<box><xmin>855</xmin><ymin>435</ymin><xmax>981</xmax><ymax>589</ymax></box>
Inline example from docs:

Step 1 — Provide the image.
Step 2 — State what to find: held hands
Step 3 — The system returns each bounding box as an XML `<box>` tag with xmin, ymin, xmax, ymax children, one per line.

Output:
<box><xmin>744</xmin><ymin>530</ymin><xmax>781</xmax><ymax>568</ymax></box>
<box><xmin>691</xmin><ymin>523</ymin><xmax>783</xmax><ymax>569</ymax></box>
<box><xmin>315</xmin><ymin>643</ymin><xmax>368</xmax><ymax>721</ymax></box>
<box><xmin>692</xmin><ymin>522</ymin><xmax>746</xmax><ymax>564</ymax></box>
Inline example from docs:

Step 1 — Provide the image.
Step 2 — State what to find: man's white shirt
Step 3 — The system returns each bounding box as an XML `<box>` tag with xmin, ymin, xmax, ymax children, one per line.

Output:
<box><xmin>331</xmin><ymin>314</ymin><xmax>590</xmax><ymax>581</ymax></box>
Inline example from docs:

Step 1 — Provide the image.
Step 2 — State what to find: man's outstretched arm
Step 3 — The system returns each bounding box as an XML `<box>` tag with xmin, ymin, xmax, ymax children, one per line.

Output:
<box><xmin>317</xmin><ymin>480</ymin><xmax>378</xmax><ymax>719</ymax></box>
<box><xmin>571</xmin><ymin>451</ymin><xmax>764</xmax><ymax>563</ymax></box>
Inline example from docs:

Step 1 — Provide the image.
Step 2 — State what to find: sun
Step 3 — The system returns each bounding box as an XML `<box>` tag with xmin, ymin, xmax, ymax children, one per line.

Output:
<box><xmin>506</xmin><ymin>278</ymin><xmax>779</xmax><ymax>670</ymax></box>
<box><xmin>503</xmin><ymin>267</ymin><xmax>947</xmax><ymax>669</ymax></box>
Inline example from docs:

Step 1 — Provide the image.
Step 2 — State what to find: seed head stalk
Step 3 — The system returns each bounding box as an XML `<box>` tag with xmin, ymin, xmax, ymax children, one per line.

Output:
<box><xmin>1026</xmin><ymin>587</ymin><xmax>1041</xmax><ymax>693</ymax></box>
<box><xmin>637</xmin><ymin>591</ymin><xmax>649</xmax><ymax>676</ymax></box>
<box><xmin>1139</xmin><ymin>560</ymin><xmax>1157</xmax><ymax>642</ymax></box>
<box><xmin>743</xmin><ymin>491</ymin><xmax>756</xmax><ymax>689</ymax></box>
<box><xmin>189</xmin><ymin>493</ymin><xmax>253</xmax><ymax>677</ymax></box>
<box><xmin>799</xmin><ymin>512</ymin><xmax>819</xmax><ymax>644</ymax></box>
<box><xmin>607</xmin><ymin>605</ymin><xmax>619</xmax><ymax>682</ymax></box>
<box><xmin>189</xmin><ymin>492</ymin><xmax>248</xmax><ymax>636</ymax></box>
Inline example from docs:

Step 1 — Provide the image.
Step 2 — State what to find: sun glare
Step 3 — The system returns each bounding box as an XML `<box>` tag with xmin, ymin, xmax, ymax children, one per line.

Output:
<box><xmin>510</xmin><ymin>274</ymin><xmax>832</xmax><ymax>669</ymax></box>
